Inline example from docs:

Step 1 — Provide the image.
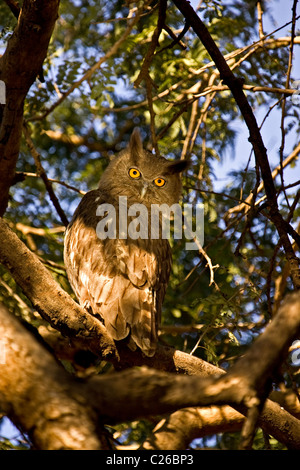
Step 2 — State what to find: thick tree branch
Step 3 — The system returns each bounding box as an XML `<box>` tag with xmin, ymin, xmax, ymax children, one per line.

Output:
<box><xmin>1</xmin><ymin>219</ymin><xmax>300</xmax><ymax>447</ymax></box>
<box><xmin>0</xmin><ymin>218</ymin><xmax>117</xmax><ymax>360</ymax></box>
<box><xmin>2</xmin><ymin>294</ymin><xmax>300</xmax><ymax>449</ymax></box>
<box><xmin>172</xmin><ymin>0</ymin><xmax>300</xmax><ymax>289</ymax></box>
<box><xmin>1</xmin><ymin>214</ymin><xmax>300</xmax><ymax>387</ymax></box>
<box><xmin>3</xmin><ymin>0</ymin><xmax>20</xmax><ymax>19</ymax></box>
<box><xmin>0</xmin><ymin>303</ymin><xmax>111</xmax><ymax>450</ymax></box>
<box><xmin>84</xmin><ymin>291</ymin><xmax>300</xmax><ymax>450</ymax></box>
<box><xmin>141</xmin><ymin>407</ymin><xmax>244</xmax><ymax>450</ymax></box>
<box><xmin>0</xmin><ymin>0</ymin><xmax>60</xmax><ymax>216</ymax></box>
<box><xmin>0</xmin><ymin>216</ymin><xmax>222</xmax><ymax>375</ymax></box>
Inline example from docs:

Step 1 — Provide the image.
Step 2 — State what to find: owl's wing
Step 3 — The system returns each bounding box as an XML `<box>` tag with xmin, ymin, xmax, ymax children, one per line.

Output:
<box><xmin>114</xmin><ymin>235</ymin><xmax>172</xmax><ymax>356</ymax></box>
<box><xmin>64</xmin><ymin>190</ymin><xmax>172</xmax><ymax>356</ymax></box>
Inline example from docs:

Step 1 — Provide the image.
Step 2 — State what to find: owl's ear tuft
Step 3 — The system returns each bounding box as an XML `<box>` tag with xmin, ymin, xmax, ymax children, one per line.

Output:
<box><xmin>165</xmin><ymin>159</ymin><xmax>190</xmax><ymax>175</ymax></box>
<box><xmin>128</xmin><ymin>128</ymin><xmax>144</xmax><ymax>162</ymax></box>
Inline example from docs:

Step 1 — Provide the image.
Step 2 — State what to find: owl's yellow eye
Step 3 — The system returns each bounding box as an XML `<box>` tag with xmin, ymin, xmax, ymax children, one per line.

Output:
<box><xmin>129</xmin><ymin>168</ymin><xmax>141</xmax><ymax>179</ymax></box>
<box><xmin>154</xmin><ymin>177</ymin><xmax>166</xmax><ymax>187</ymax></box>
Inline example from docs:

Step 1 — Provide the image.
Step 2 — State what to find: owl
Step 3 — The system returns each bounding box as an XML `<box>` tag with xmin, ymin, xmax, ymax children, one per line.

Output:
<box><xmin>64</xmin><ymin>128</ymin><xmax>188</xmax><ymax>356</ymax></box>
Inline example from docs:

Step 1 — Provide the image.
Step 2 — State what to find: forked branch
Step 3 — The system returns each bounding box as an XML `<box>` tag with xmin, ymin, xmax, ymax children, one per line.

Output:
<box><xmin>172</xmin><ymin>0</ymin><xmax>300</xmax><ymax>289</ymax></box>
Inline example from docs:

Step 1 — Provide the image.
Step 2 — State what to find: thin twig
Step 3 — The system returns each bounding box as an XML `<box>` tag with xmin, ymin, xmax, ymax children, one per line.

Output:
<box><xmin>226</xmin><ymin>141</ymin><xmax>300</xmax><ymax>218</ymax></box>
<box><xmin>146</xmin><ymin>75</ymin><xmax>159</xmax><ymax>155</ymax></box>
<box><xmin>28</xmin><ymin>4</ymin><xmax>146</xmax><ymax>122</ymax></box>
<box><xmin>172</xmin><ymin>0</ymin><xmax>300</xmax><ymax>289</ymax></box>
<box><xmin>191</xmin><ymin>235</ymin><xmax>219</xmax><ymax>288</ymax></box>
<box><xmin>181</xmin><ymin>98</ymin><xmax>199</xmax><ymax>160</ymax></box>
<box><xmin>15</xmin><ymin>223</ymin><xmax>65</xmax><ymax>236</ymax></box>
<box><xmin>22</xmin><ymin>124</ymin><xmax>70</xmax><ymax>227</ymax></box>
<box><xmin>279</xmin><ymin>0</ymin><xmax>298</xmax><ymax>208</ymax></box>
<box><xmin>134</xmin><ymin>0</ymin><xmax>167</xmax><ymax>89</ymax></box>
<box><xmin>15</xmin><ymin>171</ymin><xmax>86</xmax><ymax>195</ymax></box>
<box><xmin>256</xmin><ymin>2</ymin><xmax>264</xmax><ymax>39</ymax></box>
<box><xmin>161</xmin><ymin>24</ymin><xmax>188</xmax><ymax>50</ymax></box>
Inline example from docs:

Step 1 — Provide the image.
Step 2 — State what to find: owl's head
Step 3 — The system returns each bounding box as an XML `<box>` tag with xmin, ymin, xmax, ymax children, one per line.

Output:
<box><xmin>98</xmin><ymin>128</ymin><xmax>189</xmax><ymax>205</ymax></box>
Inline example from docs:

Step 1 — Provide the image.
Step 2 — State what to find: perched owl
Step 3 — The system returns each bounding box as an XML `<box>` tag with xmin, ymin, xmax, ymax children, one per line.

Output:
<box><xmin>64</xmin><ymin>129</ymin><xmax>188</xmax><ymax>356</ymax></box>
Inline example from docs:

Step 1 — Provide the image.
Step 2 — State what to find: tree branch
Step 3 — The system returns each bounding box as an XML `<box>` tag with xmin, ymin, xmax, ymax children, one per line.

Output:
<box><xmin>0</xmin><ymin>0</ymin><xmax>60</xmax><ymax>216</ymax></box>
<box><xmin>0</xmin><ymin>216</ymin><xmax>224</xmax><ymax>376</ymax></box>
<box><xmin>3</xmin><ymin>0</ymin><xmax>20</xmax><ymax>19</ymax></box>
<box><xmin>2</xmin><ymin>293</ymin><xmax>300</xmax><ymax>449</ymax></box>
<box><xmin>172</xmin><ymin>0</ymin><xmax>300</xmax><ymax>289</ymax></box>
<box><xmin>28</xmin><ymin>3</ymin><xmax>148</xmax><ymax>122</ymax></box>
<box><xmin>226</xmin><ymin>141</ymin><xmax>300</xmax><ymax>218</ymax></box>
<box><xmin>141</xmin><ymin>407</ymin><xmax>244</xmax><ymax>450</ymax></box>
<box><xmin>134</xmin><ymin>0</ymin><xmax>167</xmax><ymax>88</ymax></box>
<box><xmin>23</xmin><ymin>124</ymin><xmax>69</xmax><ymax>227</ymax></box>
<box><xmin>14</xmin><ymin>171</ymin><xmax>86</xmax><ymax>195</ymax></box>
<box><xmin>0</xmin><ymin>303</ymin><xmax>112</xmax><ymax>450</ymax></box>
<box><xmin>1</xmin><ymin>217</ymin><xmax>300</xmax><ymax>447</ymax></box>
<box><xmin>0</xmin><ymin>218</ymin><xmax>117</xmax><ymax>360</ymax></box>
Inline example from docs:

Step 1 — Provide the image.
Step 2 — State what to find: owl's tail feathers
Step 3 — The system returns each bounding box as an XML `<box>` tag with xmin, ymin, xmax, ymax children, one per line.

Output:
<box><xmin>102</xmin><ymin>297</ymin><xmax>130</xmax><ymax>341</ymax></box>
<box><xmin>129</xmin><ymin>306</ymin><xmax>158</xmax><ymax>357</ymax></box>
<box><xmin>101</xmin><ymin>303</ymin><xmax>158</xmax><ymax>357</ymax></box>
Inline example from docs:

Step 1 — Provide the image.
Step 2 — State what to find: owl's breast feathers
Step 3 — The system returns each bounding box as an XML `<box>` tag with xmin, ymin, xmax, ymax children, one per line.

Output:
<box><xmin>64</xmin><ymin>190</ymin><xmax>172</xmax><ymax>356</ymax></box>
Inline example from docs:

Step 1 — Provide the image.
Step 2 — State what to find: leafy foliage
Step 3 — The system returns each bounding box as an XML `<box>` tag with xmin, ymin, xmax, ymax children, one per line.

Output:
<box><xmin>0</xmin><ymin>0</ymin><xmax>299</xmax><ymax>450</ymax></box>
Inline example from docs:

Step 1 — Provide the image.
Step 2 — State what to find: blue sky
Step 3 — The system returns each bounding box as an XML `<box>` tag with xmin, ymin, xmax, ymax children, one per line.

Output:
<box><xmin>208</xmin><ymin>0</ymin><xmax>300</xmax><ymax>191</ymax></box>
<box><xmin>1</xmin><ymin>0</ymin><xmax>299</xmax><ymax>447</ymax></box>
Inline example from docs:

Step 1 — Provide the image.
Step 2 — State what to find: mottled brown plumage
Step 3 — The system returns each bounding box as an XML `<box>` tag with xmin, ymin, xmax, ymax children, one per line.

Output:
<box><xmin>64</xmin><ymin>129</ymin><xmax>188</xmax><ymax>356</ymax></box>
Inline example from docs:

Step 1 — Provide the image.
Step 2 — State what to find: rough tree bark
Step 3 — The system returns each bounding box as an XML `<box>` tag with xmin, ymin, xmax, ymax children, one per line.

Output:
<box><xmin>0</xmin><ymin>303</ymin><xmax>111</xmax><ymax>450</ymax></box>
<box><xmin>1</xmin><ymin>218</ymin><xmax>300</xmax><ymax>448</ymax></box>
<box><xmin>1</xmin><ymin>292</ymin><xmax>300</xmax><ymax>448</ymax></box>
<box><xmin>141</xmin><ymin>407</ymin><xmax>245</xmax><ymax>450</ymax></box>
<box><xmin>0</xmin><ymin>219</ymin><xmax>117</xmax><ymax>360</ymax></box>
<box><xmin>1</xmin><ymin>0</ymin><xmax>300</xmax><ymax>450</ymax></box>
<box><xmin>0</xmin><ymin>0</ymin><xmax>60</xmax><ymax>215</ymax></box>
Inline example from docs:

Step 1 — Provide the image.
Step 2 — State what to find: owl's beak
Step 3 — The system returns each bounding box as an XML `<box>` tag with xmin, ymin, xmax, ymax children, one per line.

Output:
<box><xmin>140</xmin><ymin>183</ymin><xmax>149</xmax><ymax>199</ymax></box>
